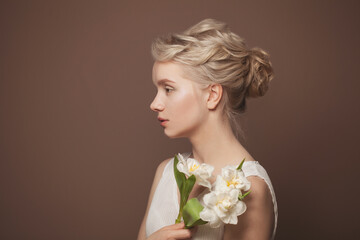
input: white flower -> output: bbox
[214,165,251,192]
[176,153,214,189]
[199,188,247,228]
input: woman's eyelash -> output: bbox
[165,86,174,93]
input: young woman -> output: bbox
[137,19,277,240]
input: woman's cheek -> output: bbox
[177,92,198,115]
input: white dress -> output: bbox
[146,152,278,240]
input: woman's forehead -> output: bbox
[152,61,190,85]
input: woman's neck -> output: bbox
[188,115,252,170]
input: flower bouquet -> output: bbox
[174,153,251,229]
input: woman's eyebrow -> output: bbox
[153,78,176,85]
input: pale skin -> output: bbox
[137,61,274,240]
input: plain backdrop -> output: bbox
[1,0,359,239]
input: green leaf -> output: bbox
[238,190,251,201]
[174,155,186,194]
[174,154,187,223]
[236,157,246,170]
[183,198,208,228]
[182,175,196,206]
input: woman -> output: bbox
[137,19,277,240]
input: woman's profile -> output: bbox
[137,19,277,240]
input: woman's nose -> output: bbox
[150,96,164,112]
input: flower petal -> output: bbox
[214,204,227,219]
[228,212,238,225]
[208,217,223,228]
[177,161,190,177]
[214,175,229,192]
[177,153,186,163]
[203,192,217,207]
[229,189,240,202]
[199,208,216,222]
[198,178,212,189]
[234,200,247,216]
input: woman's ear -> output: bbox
[207,84,223,110]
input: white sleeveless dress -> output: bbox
[146,152,278,240]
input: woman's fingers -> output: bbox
[168,223,198,239]
[163,222,184,230]
[164,222,192,239]
[189,226,198,235]
[172,222,185,229]
[148,222,195,240]
[168,228,192,239]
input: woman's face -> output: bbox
[150,61,208,138]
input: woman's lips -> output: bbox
[160,120,168,127]
[158,117,169,127]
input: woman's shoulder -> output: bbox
[154,157,173,180]
[246,175,273,203]
[223,175,274,239]
[242,161,270,178]
[241,161,275,210]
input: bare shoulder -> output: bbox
[156,158,172,176]
[223,176,274,240]
[246,176,273,203]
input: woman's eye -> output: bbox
[165,86,174,93]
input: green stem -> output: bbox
[175,209,183,223]
[175,194,184,223]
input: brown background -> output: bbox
[1,0,359,239]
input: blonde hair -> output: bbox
[151,19,274,139]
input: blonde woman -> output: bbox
[138,19,277,240]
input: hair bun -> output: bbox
[246,47,274,98]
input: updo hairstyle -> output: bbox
[151,19,274,139]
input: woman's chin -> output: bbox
[164,129,185,139]
[164,132,180,139]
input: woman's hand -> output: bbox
[147,222,197,240]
